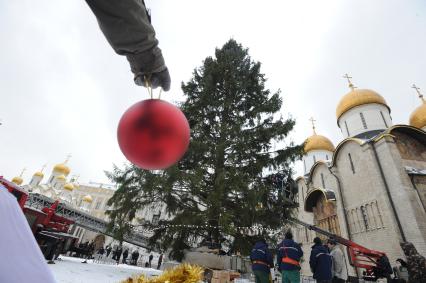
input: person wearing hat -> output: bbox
[277,231,303,283]
[310,237,332,283]
[250,238,274,283]
[326,239,347,283]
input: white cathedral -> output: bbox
[294,81,426,277]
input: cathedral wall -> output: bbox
[333,141,405,264]
[374,135,426,256]
[294,179,315,276]
[309,165,357,276]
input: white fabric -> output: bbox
[0,187,56,283]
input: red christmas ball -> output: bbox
[117,99,190,170]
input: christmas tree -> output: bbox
[106,39,301,260]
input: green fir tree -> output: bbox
[106,39,302,260]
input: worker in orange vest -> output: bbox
[277,231,303,283]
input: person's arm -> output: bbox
[85,0,170,90]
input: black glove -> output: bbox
[134,68,171,91]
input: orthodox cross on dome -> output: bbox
[412,84,425,103]
[40,164,47,172]
[309,117,317,135]
[19,168,26,177]
[64,154,72,164]
[343,73,357,91]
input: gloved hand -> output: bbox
[127,47,171,92]
[134,68,171,91]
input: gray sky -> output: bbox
[1,0,425,184]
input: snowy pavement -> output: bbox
[49,256,162,283]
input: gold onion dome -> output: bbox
[53,163,70,175]
[304,134,335,153]
[409,85,426,129]
[12,176,23,185]
[336,89,389,120]
[34,171,44,177]
[56,175,66,181]
[63,183,74,191]
[83,195,93,203]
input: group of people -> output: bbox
[250,231,346,283]
[93,244,163,269]
[251,232,426,283]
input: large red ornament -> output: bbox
[117,99,190,170]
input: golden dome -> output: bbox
[336,89,389,120]
[63,183,74,191]
[34,171,44,178]
[12,176,23,185]
[409,101,426,129]
[82,195,93,203]
[53,163,70,175]
[304,134,335,153]
[56,175,66,182]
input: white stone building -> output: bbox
[12,161,116,246]
[294,82,426,277]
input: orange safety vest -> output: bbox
[280,246,300,266]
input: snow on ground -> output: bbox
[49,256,162,283]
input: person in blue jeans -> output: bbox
[277,231,303,283]
[250,238,274,283]
[310,237,333,283]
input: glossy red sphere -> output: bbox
[117,99,190,170]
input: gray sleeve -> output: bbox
[86,0,165,74]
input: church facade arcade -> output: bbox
[294,80,426,277]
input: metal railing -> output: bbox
[26,193,149,248]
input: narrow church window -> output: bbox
[360,112,368,129]
[313,155,316,163]
[351,210,357,233]
[360,205,369,230]
[367,203,377,229]
[348,153,355,174]
[373,201,385,228]
[344,121,350,136]
[355,208,364,232]
[380,111,388,128]
[321,173,325,188]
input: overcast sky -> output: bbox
[1,0,425,184]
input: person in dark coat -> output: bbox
[122,249,129,264]
[106,245,112,257]
[131,249,140,266]
[157,253,163,270]
[309,237,332,283]
[277,231,303,283]
[250,239,274,283]
[148,254,154,268]
[116,246,123,264]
